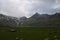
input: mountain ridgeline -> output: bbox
[0,13,60,28]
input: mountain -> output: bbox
[19,12,60,28]
[30,12,40,18]
[26,13,49,24]
[19,16,28,27]
[20,16,27,22]
[0,12,60,28]
[30,12,49,18]
[49,13,60,19]
[0,14,19,27]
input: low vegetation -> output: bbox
[0,27,60,40]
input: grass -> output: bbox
[0,27,60,40]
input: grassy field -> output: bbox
[0,27,60,40]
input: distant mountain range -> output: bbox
[0,13,60,28]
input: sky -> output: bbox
[0,0,60,18]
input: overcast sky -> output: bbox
[0,0,60,17]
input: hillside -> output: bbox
[20,13,60,28]
[0,13,60,28]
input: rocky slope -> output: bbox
[20,13,60,28]
[0,12,60,28]
[0,14,19,27]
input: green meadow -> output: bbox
[0,27,60,40]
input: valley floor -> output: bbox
[0,27,60,40]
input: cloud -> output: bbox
[0,0,60,17]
